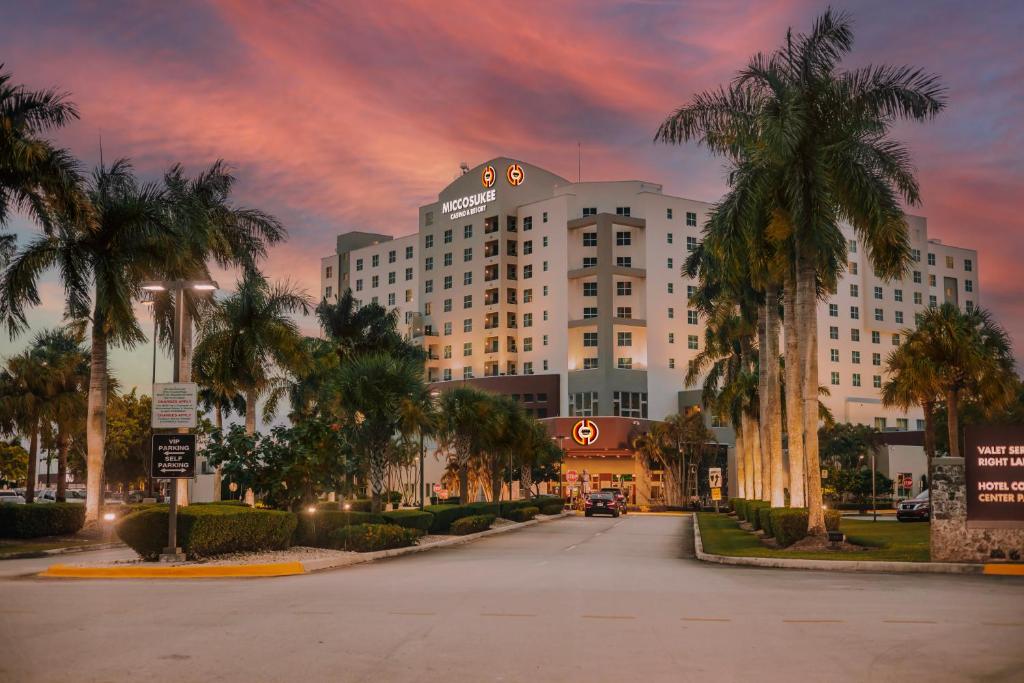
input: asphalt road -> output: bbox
[1,515,1022,683]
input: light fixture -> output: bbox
[192,283,217,291]
[103,512,116,522]
[343,503,352,511]
[306,506,316,514]
[141,283,166,291]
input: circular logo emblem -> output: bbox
[572,419,599,446]
[482,165,496,188]
[506,163,525,186]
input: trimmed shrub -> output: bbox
[465,501,502,516]
[328,523,421,552]
[191,500,249,506]
[450,514,495,536]
[0,503,86,538]
[116,505,296,560]
[386,491,402,504]
[535,497,565,515]
[347,499,374,512]
[382,509,434,532]
[770,507,809,547]
[295,510,389,547]
[423,503,475,533]
[505,506,539,523]
[757,507,774,537]
[728,498,743,516]
[825,509,842,532]
[746,501,770,530]
[734,499,748,521]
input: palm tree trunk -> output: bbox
[783,279,805,508]
[734,424,746,498]
[56,429,68,502]
[946,389,961,458]
[520,463,533,500]
[212,407,223,502]
[25,419,38,504]
[458,461,470,503]
[749,414,763,500]
[757,305,771,501]
[766,284,786,508]
[85,312,109,523]
[741,414,755,499]
[798,258,824,534]
[491,462,502,505]
[922,401,936,461]
[245,390,257,435]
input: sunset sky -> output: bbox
[3,0,1023,395]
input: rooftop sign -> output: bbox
[442,188,495,221]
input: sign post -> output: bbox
[151,434,196,560]
[708,467,723,513]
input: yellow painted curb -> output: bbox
[983,564,1024,576]
[40,561,305,579]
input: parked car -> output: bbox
[104,492,125,506]
[585,492,622,518]
[599,487,628,514]
[0,490,26,504]
[896,489,930,522]
[35,489,87,504]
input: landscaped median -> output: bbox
[38,497,569,579]
[693,511,1021,574]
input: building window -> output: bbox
[831,371,840,386]
[895,311,904,324]
[851,329,860,342]
[687,310,698,325]
[686,236,697,252]
[523,265,533,279]
[617,331,632,347]
[464,271,473,286]
[325,266,333,279]
[850,262,858,275]
[583,257,597,268]
[462,247,472,262]
[583,307,598,319]
[463,366,473,379]
[830,349,839,362]
[874,417,887,430]
[874,308,883,322]
[372,254,380,267]
[523,337,533,352]
[926,252,935,266]
[850,306,860,320]
[406,245,414,259]
[325,286,333,298]
[964,259,973,272]
[616,281,632,296]
[388,271,396,285]
[667,283,674,294]
[542,212,548,223]
[852,350,861,364]
[615,206,631,217]
[405,289,412,302]
[583,332,598,347]
[929,294,937,306]
[388,250,396,264]
[543,261,549,272]
[616,231,632,246]
[356,258,364,271]
[686,212,697,227]
[613,391,648,418]
[966,300,974,312]
[443,299,452,313]
[523,241,533,256]
[583,232,597,247]
[669,358,676,369]
[463,342,472,357]
[666,257,673,270]
[873,286,883,300]
[849,239,857,253]
[666,208,673,219]
[443,342,452,357]
[569,391,599,417]
[617,357,633,369]
[618,307,632,319]
[444,229,453,244]
[913,291,922,305]
[667,307,674,320]
[852,373,861,387]
[617,256,632,268]
[667,233,674,244]
[523,362,534,375]
[944,255,953,268]
[371,275,379,288]
[688,335,698,350]
[965,280,973,292]
[444,252,453,267]
[583,357,599,370]
[668,333,675,344]
[543,236,549,248]
[873,375,882,388]
[871,331,880,344]
[443,275,452,290]
[463,318,472,333]
[387,292,395,306]
[584,282,598,297]
[523,289,533,303]
[913,270,922,284]
[892,333,900,346]
[522,216,532,231]
[425,257,434,272]
[872,352,881,366]
[463,294,472,309]
[829,304,838,317]
[580,207,597,217]
[829,326,839,340]
[850,284,859,297]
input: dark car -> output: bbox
[599,487,628,514]
[896,490,930,522]
[585,492,621,518]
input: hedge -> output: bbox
[770,507,809,547]
[116,505,296,560]
[733,499,749,521]
[295,510,389,547]
[757,507,774,537]
[0,503,86,538]
[534,496,565,515]
[450,514,495,536]
[728,498,743,516]
[746,501,770,530]
[328,523,422,552]
[504,506,539,523]
[825,509,841,532]
[382,509,434,532]
[423,503,476,533]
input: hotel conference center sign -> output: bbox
[965,424,1024,528]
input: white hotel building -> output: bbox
[320,158,978,501]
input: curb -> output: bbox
[36,512,572,579]
[0,541,124,561]
[692,514,1000,575]
[301,511,571,573]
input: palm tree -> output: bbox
[1,160,167,520]
[882,334,942,461]
[396,391,437,508]
[0,65,85,262]
[435,386,504,502]
[192,269,311,435]
[317,289,423,362]
[33,328,89,501]
[658,9,945,533]
[0,347,47,502]
[900,304,1015,458]
[659,411,714,507]
[331,352,429,512]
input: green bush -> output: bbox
[116,505,296,560]
[382,509,434,532]
[728,498,743,515]
[450,514,495,536]
[746,501,770,530]
[328,523,422,552]
[0,503,86,538]
[505,506,539,523]
[314,501,340,511]
[535,497,565,515]
[386,491,403,504]
[191,500,249,506]
[770,507,809,547]
[734,499,748,521]
[344,499,373,512]
[825,509,842,532]
[465,501,501,516]
[757,507,774,537]
[423,503,475,533]
[295,510,388,547]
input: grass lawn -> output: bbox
[0,536,103,558]
[697,512,930,562]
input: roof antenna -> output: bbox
[459,161,470,175]
[577,142,581,183]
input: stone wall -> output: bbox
[930,457,1024,563]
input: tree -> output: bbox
[882,337,942,460]
[0,439,28,487]
[330,352,429,513]
[316,289,424,363]
[0,345,48,502]
[193,269,311,435]
[658,411,715,506]
[899,304,1015,458]
[104,389,150,496]
[1,160,168,520]
[0,65,85,263]
[818,422,879,470]
[658,9,944,533]
[435,386,504,503]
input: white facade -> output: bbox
[319,158,979,436]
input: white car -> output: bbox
[0,490,26,504]
[36,489,86,504]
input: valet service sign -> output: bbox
[965,425,1024,528]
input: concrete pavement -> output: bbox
[1,515,1022,682]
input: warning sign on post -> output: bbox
[152,434,196,479]
[152,383,198,429]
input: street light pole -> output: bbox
[872,450,877,523]
[419,429,425,511]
